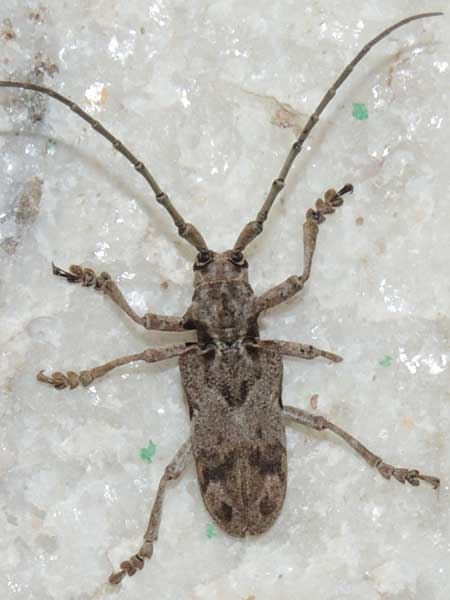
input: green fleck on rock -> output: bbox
[140,440,156,463]
[206,522,217,539]
[46,138,57,155]
[379,355,393,367]
[352,102,368,120]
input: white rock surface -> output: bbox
[1,2,449,599]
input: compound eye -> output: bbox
[230,251,247,267]
[194,250,212,270]
[198,250,210,262]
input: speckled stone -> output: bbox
[1,2,449,599]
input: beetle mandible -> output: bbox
[0,12,442,585]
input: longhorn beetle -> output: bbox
[0,12,442,585]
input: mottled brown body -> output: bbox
[180,341,286,536]
[1,12,441,586]
[180,252,288,534]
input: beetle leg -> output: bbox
[255,184,352,313]
[284,405,440,489]
[51,263,188,331]
[37,343,196,390]
[109,439,192,584]
[262,339,342,363]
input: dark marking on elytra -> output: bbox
[220,502,233,522]
[249,443,285,478]
[217,381,233,406]
[201,453,236,489]
[240,379,249,402]
[249,447,261,466]
[259,460,282,477]
[259,495,277,517]
[218,380,250,407]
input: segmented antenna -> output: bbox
[0,80,208,252]
[233,12,443,252]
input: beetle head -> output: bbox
[192,250,249,286]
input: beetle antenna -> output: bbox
[0,80,208,252]
[233,12,444,252]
